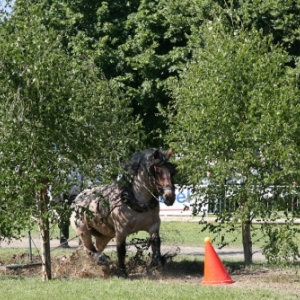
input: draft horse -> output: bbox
[70,148,177,277]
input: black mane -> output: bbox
[124,148,170,176]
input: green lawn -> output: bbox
[1,221,299,299]
[0,276,297,300]
[129,221,267,248]
[20,220,276,249]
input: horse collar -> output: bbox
[121,183,159,213]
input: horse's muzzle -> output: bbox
[161,187,176,206]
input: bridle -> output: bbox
[119,158,176,212]
[149,162,176,197]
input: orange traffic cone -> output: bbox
[201,237,234,285]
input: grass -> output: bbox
[128,221,267,248]
[14,220,288,251]
[1,221,299,299]
[1,276,297,300]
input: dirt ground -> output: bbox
[0,245,299,297]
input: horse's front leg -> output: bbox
[150,231,162,267]
[116,236,128,278]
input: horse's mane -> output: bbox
[124,148,170,176]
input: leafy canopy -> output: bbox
[0,2,143,239]
[165,21,300,262]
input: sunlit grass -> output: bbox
[1,222,299,299]
[128,221,267,248]
[17,220,278,249]
[0,276,297,300]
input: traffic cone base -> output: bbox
[202,278,234,285]
[201,238,234,285]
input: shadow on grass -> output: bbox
[162,259,249,279]
[163,259,204,278]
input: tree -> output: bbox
[222,0,300,65]
[117,0,202,144]
[0,2,142,280]
[6,0,300,146]
[18,0,212,146]
[165,20,300,264]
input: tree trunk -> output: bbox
[39,183,52,281]
[242,219,253,264]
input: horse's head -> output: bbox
[148,148,177,206]
[125,148,177,206]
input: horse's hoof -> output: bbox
[150,258,163,269]
[93,253,111,266]
[115,268,128,278]
[147,264,163,277]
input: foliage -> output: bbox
[165,20,300,263]
[7,0,217,146]
[3,0,300,147]
[117,0,206,144]
[0,2,142,240]
[2,0,300,264]
[262,223,300,264]
[234,0,300,63]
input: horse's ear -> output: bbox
[153,149,160,160]
[166,148,173,159]
[153,148,172,161]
